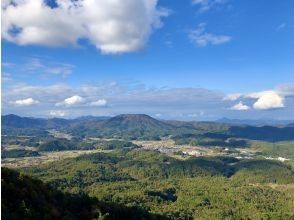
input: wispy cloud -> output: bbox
[223,93,242,101]
[49,110,66,117]
[2,62,15,68]
[89,99,107,107]
[2,72,13,83]
[26,58,74,78]
[276,23,286,31]
[192,0,228,12]
[189,23,231,47]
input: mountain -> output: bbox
[228,125,294,142]
[2,114,70,129]
[217,117,294,126]
[102,114,174,138]
[166,120,229,132]
[103,114,172,130]
[2,114,45,128]
[74,115,111,122]
[71,114,175,139]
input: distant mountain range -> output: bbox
[1,114,109,129]
[2,114,294,141]
[217,117,294,126]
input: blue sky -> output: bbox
[2,0,294,120]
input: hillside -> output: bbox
[21,150,294,219]
[1,167,167,220]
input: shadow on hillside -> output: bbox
[1,168,169,220]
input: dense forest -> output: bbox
[1,168,167,220]
[20,149,294,219]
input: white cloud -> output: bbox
[89,99,107,107]
[13,98,39,106]
[2,0,169,54]
[189,23,231,47]
[56,95,84,106]
[251,91,284,110]
[223,93,242,101]
[49,110,66,117]
[230,102,250,111]
[192,0,227,12]
[64,95,84,105]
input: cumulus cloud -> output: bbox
[49,110,66,117]
[250,91,284,110]
[2,0,169,54]
[56,95,84,106]
[230,102,250,111]
[89,99,107,107]
[13,98,39,106]
[224,89,287,111]
[192,0,228,12]
[189,23,231,47]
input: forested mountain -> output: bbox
[92,114,174,139]
[2,114,69,129]
[2,114,294,141]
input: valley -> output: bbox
[2,114,294,219]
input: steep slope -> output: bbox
[1,168,167,220]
